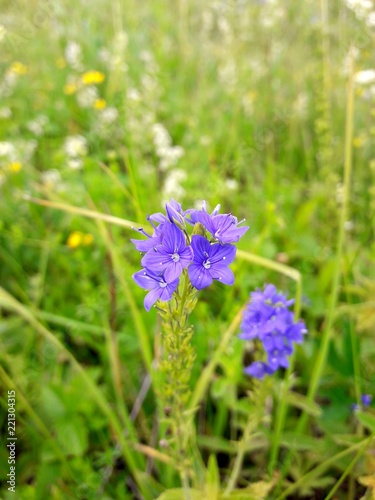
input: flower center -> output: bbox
[203,259,211,269]
[171,252,180,262]
[159,281,168,288]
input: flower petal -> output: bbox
[165,222,186,252]
[163,262,183,282]
[188,263,213,289]
[191,235,211,262]
[209,243,236,265]
[132,269,159,290]
[144,288,162,311]
[179,245,194,267]
[141,246,170,270]
[210,264,234,285]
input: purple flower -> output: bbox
[188,235,236,290]
[149,199,187,226]
[132,268,179,311]
[187,201,249,244]
[131,225,164,252]
[141,222,193,282]
[240,285,307,379]
[362,394,372,406]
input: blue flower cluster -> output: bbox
[239,284,307,379]
[132,199,248,311]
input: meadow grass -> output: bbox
[1,0,375,498]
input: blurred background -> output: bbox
[1,0,375,498]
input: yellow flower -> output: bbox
[10,61,28,75]
[353,136,366,148]
[67,231,83,249]
[82,234,94,246]
[9,162,22,173]
[64,82,78,95]
[93,98,106,109]
[81,70,105,85]
[56,57,66,69]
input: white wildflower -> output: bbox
[225,178,238,190]
[100,107,119,125]
[67,158,83,170]
[27,115,48,136]
[0,107,11,119]
[127,88,141,102]
[65,41,83,70]
[64,135,88,158]
[366,11,375,26]
[162,169,187,200]
[41,169,61,184]
[77,86,98,107]
[354,69,375,85]
[0,142,16,160]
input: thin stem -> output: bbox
[224,419,253,496]
[268,274,303,473]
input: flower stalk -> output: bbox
[157,270,198,491]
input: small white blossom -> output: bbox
[225,178,238,190]
[65,41,83,70]
[77,86,98,108]
[162,169,187,200]
[0,142,16,159]
[0,107,11,119]
[67,158,83,170]
[354,69,375,85]
[366,11,375,26]
[41,169,61,185]
[27,115,48,136]
[64,135,88,158]
[100,107,119,125]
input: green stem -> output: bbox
[268,275,303,473]
[159,271,196,492]
[224,419,253,496]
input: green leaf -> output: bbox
[356,411,375,432]
[223,480,276,499]
[197,435,237,454]
[55,417,88,456]
[205,455,220,499]
[283,391,322,417]
[157,488,202,500]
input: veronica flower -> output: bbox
[132,268,179,311]
[240,284,307,379]
[131,224,164,252]
[187,201,249,244]
[352,394,372,411]
[149,199,187,227]
[188,235,236,290]
[141,222,193,281]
